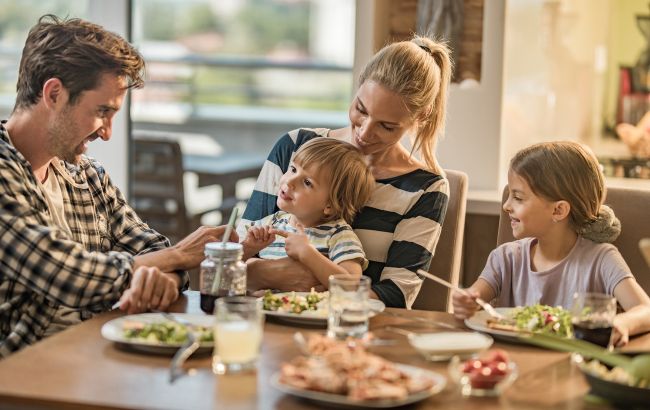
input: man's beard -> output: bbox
[47,108,83,164]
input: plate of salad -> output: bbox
[260,290,385,326]
[101,313,214,355]
[465,304,573,343]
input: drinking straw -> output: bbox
[211,207,238,294]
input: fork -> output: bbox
[161,313,201,383]
[416,269,506,320]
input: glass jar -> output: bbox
[199,242,246,314]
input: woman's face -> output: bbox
[348,80,417,156]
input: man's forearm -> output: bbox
[133,247,186,273]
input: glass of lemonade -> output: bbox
[570,292,617,348]
[212,296,264,375]
[327,275,370,340]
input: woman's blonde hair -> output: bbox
[510,141,619,242]
[358,35,452,175]
[293,138,374,224]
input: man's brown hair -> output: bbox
[14,14,145,110]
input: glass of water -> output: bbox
[212,296,264,375]
[327,275,370,340]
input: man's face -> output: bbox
[47,74,126,163]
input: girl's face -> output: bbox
[503,170,557,239]
[348,80,418,156]
[277,160,332,227]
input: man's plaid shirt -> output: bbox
[0,121,188,357]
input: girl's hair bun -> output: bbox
[579,205,621,243]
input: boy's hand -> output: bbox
[452,289,480,319]
[272,223,312,262]
[241,225,276,259]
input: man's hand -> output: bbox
[241,225,276,260]
[171,225,239,270]
[117,266,179,314]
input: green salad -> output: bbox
[262,289,325,314]
[123,321,214,344]
[509,304,573,337]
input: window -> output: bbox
[0,0,89,118]
[131,0,355,131]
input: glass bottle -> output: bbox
[199,242,246,314]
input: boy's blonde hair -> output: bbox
[293,138,374,224]
[510,141,605,232]
[359,35,452,175]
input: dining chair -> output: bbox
[132,138,190,245]
[413,169,469,312]
[496,186,650,294]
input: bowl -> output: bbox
[572,354,649,407]
[408,332,493,362]
[448,354,518,397]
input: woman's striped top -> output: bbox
[240,128,449,308]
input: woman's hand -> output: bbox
[117,266,179,314]
[451,289,480,320]
[241,225,275,260]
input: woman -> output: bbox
[240,35,451,308]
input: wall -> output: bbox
[355,0,506,192]
[86,0,131,194]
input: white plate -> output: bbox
[464,308,523,343]
[408,332,493,361]
[271,363,446,408]
[101,313,214,355]
[260,292,385,326]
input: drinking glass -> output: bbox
[570,292,617,348]
[212,296,264,375]
[327,275,370,339]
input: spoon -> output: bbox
[521,332,650,382]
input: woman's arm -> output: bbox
[612,277,650,345]
[359,175,449,308]
[245,257,323,291]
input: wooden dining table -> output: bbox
[0,291,647,410]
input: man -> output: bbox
[0,15,232,357]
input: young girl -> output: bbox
[241,138,374,288]
[453,141,650,346]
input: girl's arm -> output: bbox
[612,278,650,345]
[451,278,497,319]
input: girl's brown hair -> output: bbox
[510,141,605,231]
[359,35,452,175]
[293,138,374,224]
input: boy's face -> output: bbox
[277,161,332,227]
[503,170,557,239]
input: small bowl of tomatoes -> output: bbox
[448,349,518,397]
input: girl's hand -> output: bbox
[241,225,275,259]
[611,316,630,347]
[452,289,480,320]
[272,224,312,262]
